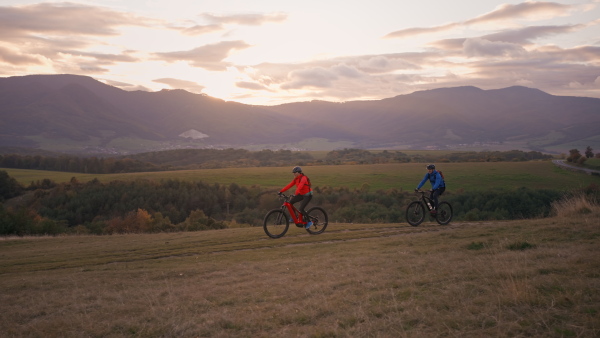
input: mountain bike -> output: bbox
[263,193,328,238]
[406,190,453,226]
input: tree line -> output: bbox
[2,169,596,236]
[0,148,553,174]
[566,146,599,165]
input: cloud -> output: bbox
[154,41,252,70]
[552,46,600,62]
[240,35,600,103]
[241,54,424,94]
[430,24,585,51]
[356,55,419,73]
[458,45,600,94]
[0,46,45,65]
[180,24,224,36]
[0,3,150,69]
[236,81,270,91]
[104,79,151,91]
[384,1,575,39]
[465,1,572,25]
[0,3,152,38]
[331,64,362,78]
[463,38,527,57]
[280,67,338,90]
[202,12,287,26]
[383,23,459,39]
[77,64,108,73]
[174,12,286,36]
[153,78,205,93]
[482,24,583,44]
[66,51,139,64]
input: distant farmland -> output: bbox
[4,161,598,192]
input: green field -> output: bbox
[4,161,599,192]
[585,158,600,170]
[1,202,598,336]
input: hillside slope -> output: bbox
[1,205,598,336]
[1,74,599,153]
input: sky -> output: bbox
[1,1,599,105]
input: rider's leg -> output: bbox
[431,189,441,209]
[431,187,445,209]
[298,194,313,222]
[289,195,304,222]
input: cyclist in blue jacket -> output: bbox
[416,164,446,214]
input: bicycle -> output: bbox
[263,193,328,238]
[406,190,453,226]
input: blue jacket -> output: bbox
[417,170,445,190]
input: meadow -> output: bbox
[4,160,599,192]
[1,195,598,337]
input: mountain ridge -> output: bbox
[1,74,599,154]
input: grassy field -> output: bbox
[584,158,600,170]
[1,196,598,337]
[3,161,599,192]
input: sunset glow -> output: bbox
[1,0,599,105]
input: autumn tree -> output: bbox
[177,210,226,231]
[567,149,581,163]
[585,146,594,158]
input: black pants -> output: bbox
[289,194,312,221]
[430,187,445,209]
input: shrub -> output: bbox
[0,170,23,201]
[551,192,598,218]
[506,241,537,251]
[466,242,486,250]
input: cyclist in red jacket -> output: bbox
[279,166,313,228]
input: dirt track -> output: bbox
[553,159,600,175]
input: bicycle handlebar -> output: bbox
[277,193,292,201]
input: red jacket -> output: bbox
[280,174,312,195]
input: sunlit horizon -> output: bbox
[1,0,599,105]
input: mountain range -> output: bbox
[1,74,599,155]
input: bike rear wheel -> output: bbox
[435,202,453,225]
[406,201,425,226]
[263,209,289,238]
[305,207,328,235]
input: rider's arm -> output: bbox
[432,172,442,190]
[280,179,295,193]
[416,173,428,190]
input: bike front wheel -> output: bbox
[305,207,328,235]
[263,209,289,238]
[435,202,453,225]
[406,201,425,226]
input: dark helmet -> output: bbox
[426,164,435,170]
[292,166,303,173]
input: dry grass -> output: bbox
[552,192,598,217]
[1,199,599,337]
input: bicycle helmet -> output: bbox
[426,164,435,170]
[292,166,303,173]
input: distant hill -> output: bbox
[267,86,600,152]
[0,74,599,154]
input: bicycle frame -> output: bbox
[264,193,329,238]
[406,190,453,226]
[280,194,307,225]
[417,191,435,211]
